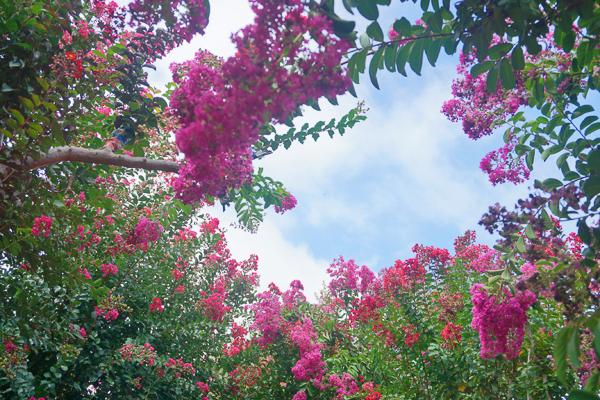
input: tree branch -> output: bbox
[5,146,180,174]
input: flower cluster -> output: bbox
[170,0,351,203]
[223,323,250,356]
[403,324,420,348]
[437,290,465,324]
[149,297,163,312]
[480,136,531,186]
[134,217,163,243]
[120,343,157,366]
[164,357,196,376]
[383,258,426,294]
[274,193,298,214]
[470,284,537,359]
[290,318,326,382]
[100,263,118,277]
[248,291,284,347]
[440,323,464,350]
[198,281,232,323]
[329,373,358,398]
[31,215,52,237]
[282,280,307,308]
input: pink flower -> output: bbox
[101,263,118,277]
[470,284,536,359]
[171,269,184,280]
[149,298,163,312]
[31,215,52,237]
[134,217,163,243]
[274,193,297,214]
[174,285,185,293]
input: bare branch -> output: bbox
[8,146,180,174]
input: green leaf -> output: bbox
[526,149,535,170]
[525,224,536,240]
[393,17,412,37]
[583,176,600,198]
[573,105,595,119]
[579,219,592,245]
[470,61,494,78]
[585,372,600,393]
[384,43,397,72]
[357,0,378,20]
[366,21,384,41]
[369,46,385,89]
[542,178,563,190]
[488,43,512,60]
[356,48,368,73]
[486,64,499,93]
[568,324,581,369]
[396,43,411,76]
[511,45,525,70]
[424,37,442,66]
[516,236,525,253]
[36,77,49,91]
[409,39,425,75]
[20,97,34,111]
[569,390,600,400]
[9,109,25,126]
[555,325,571,385]
[499,59,516,90]
[1,83,15,92]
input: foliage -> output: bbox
[4,0,600,398]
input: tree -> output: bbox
[4,0,600,398]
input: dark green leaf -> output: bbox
[471,61,494,78]
[583,176,600,198]
[486,64,499,93]
[555,326,571,385]
[369,46,385,89]
[384,43,397,72]
[511,45,525,70]
[366,21,384,41]
[569,390,600,400]
[499,59,516,90]
[357,0,378,20]
[409,39,425,75]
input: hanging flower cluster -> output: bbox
[470,284,537,359]
[170,0,351,203]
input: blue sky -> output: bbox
[118,0,583,299]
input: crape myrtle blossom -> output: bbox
[470,284,537,359]
[134,217,163,243]
[290,318,326,383]
[31,215,52,237]
[169,0,351,203]
[274,193,297,214]
[248,290,284,347]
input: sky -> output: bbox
[118,0,577,300]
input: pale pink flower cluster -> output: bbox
[470,284,536,359]
[469,250,501,273]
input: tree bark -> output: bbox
[1,146,180,175]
